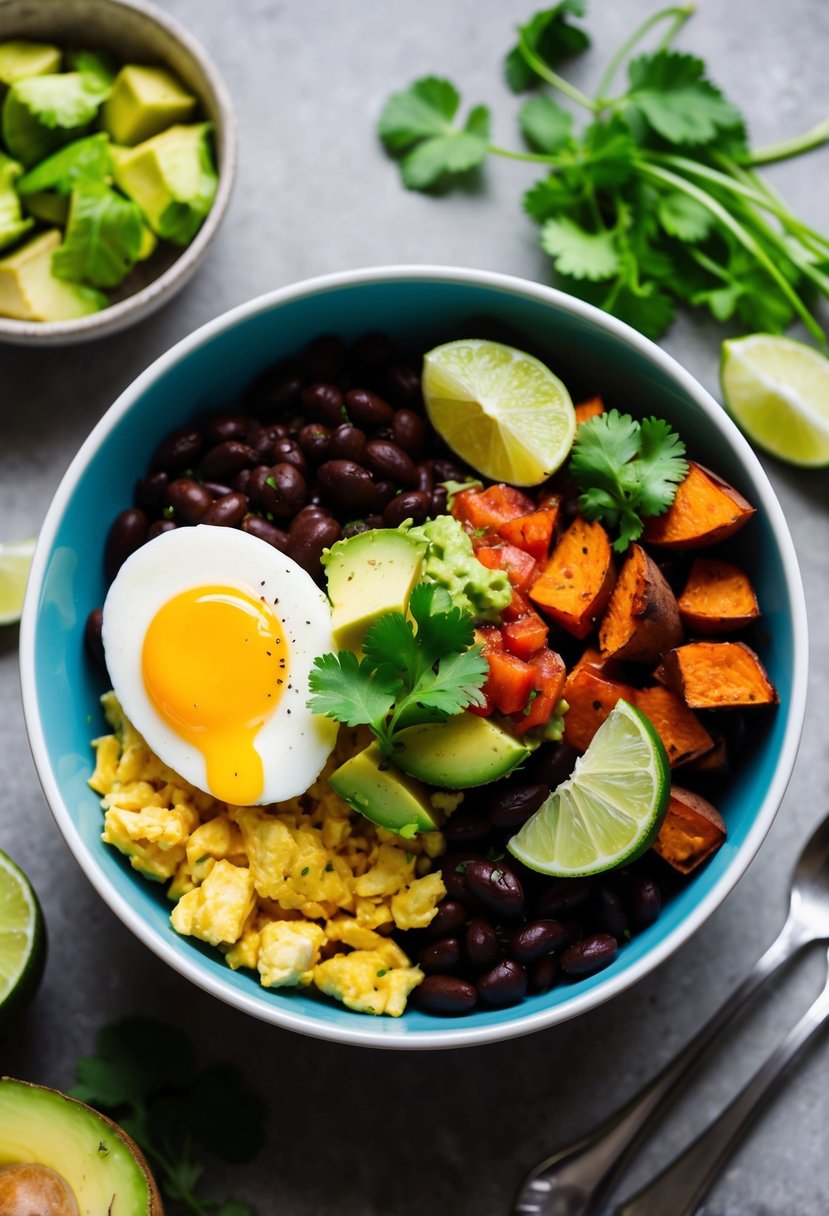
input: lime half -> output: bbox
[0,850,45,1021]
[720,334,829,467]
[0,537,36,626]
[422,338,576,486]
[508,700,670,877]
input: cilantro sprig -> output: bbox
[378,3,829,342]
[568,409,688,551]
[307,582,488,754]
[70,1017,265,1216]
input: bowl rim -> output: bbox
[0,0,237,344]
[19,263,809,1049]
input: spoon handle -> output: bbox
[614,954,829,1216]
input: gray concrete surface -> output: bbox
[2,1,828,1212]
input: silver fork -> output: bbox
[512,813,829,1216]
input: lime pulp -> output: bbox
[0,850,45,1021]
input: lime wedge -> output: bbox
[421,338,576,486]
[0,537,36,626]
[0,850,45,1022]
[720,334,829,467]
[508,700,670,877]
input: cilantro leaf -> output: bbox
[606,278,676,339]
[67,48,119,90]
[52,180,144,288]
[541,216,620,281]
[656,191,714,242]
[71,1017,196,1108]
[518,96,572,153]
[408,581,475,661]
[570,409,640,493]
[505,2,591,93]
[626,51,744,147]
[362,610,424,688]
[378,77,490,190]
[412,646,489,717]
[377,76,461,149]
[16,132,112,196]
[634,417,689,516]
[579,116,638,189]
[307,649,397,730]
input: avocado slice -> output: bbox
[21,189,68,226]
[102,65,197,146]
[328,743,443,835]
[111,122,218,245]
[322,528,426,654]
[0,229,106,321]
[0,41,62,89]
[0,1078,163,1214]
[0,153,33,251]
[392,712,531,789]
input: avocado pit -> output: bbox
[0,1162,79,1215]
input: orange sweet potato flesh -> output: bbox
[574,395,605,426]
[634,685,716,767]
[653,785,726,874]
[678,558,760,634]
[530,517,616,639]
[655,641,778,709]
[599,543,683,663]
[643,463,755,549]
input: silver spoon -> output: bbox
[512,812,829,1216]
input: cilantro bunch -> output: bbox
[71,1017,266,1216]
[378,2,829,342]
[307,582,488,755]
[568,409,687,550]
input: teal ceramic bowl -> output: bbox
[19,267,808,1049]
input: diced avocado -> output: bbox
[0,229,105,321]
[0,1077,162,1213]
[21,189,68,225]
[0,152,33,251]
[322,528,426,654]
[328,743,443,835]
[392,713,531,788]
[0,41,62,88]
[137,222,158,260]
[112,121,218,245]
[102,64,197,145]
[17,132,113,196]
[2,71,109,166]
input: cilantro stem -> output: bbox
[717,155,829,259]
[517,29,597,111]
[747,116,829,166]
[637,160,826,344]
[595,5,696,105]
[488,143,558,164]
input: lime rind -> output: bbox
[0,536,37,626]
[508,700,670,877]
[0,850,45,1019]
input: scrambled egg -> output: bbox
[90,693,447,1016]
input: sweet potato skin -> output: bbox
[655,641,778,709]
[653,785,726,873]
[643,463,755,549]
[599,543,683,663]
[678,558,760,634]
[530,517,616,639]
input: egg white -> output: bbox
[102,525,337,804]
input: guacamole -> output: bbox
[407,514,511,623]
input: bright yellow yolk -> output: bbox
[141,584,288,805]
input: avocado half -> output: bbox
[0,1078,163,1215]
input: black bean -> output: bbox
[329,424,367,464]
[297,423,332,463]
[432,458,469,482]
[301,383,347,428]
[199,440,257,481]
[386,365,423,409]
[382,489,430,527]
[286,513,342,577]
[560,933,618,978]
[629,874,662,930]
[476,959,527,1006]
[416,975,477,1015]
[342,520,371,539]
[270,438,308,478]
[364,439,419,488]
[289,504,332,534]
[443,811,491,847]
[529,956,558,995]
[371,480,396,512]
[232,468,253,495]
[202,481,234,500]
[251,423,290,462]
[134,471,168,511]
[594,883,629,940]
[265,463,309,518]
[488,782,550,830]
[418,937,461,974]
[84,608,106,669]
[202,492,249,528]
[363,514,384,529]
[525,743,580,789]
[245,362,305,416]
[304,333,346,382]
[430,486,448,517]
[316,460,376,513]
[241,515,289,551]
[535,878,593,919]
[464,918,501,972]
[392,407,427,455]
[150,425,203,474]
[345,388,395,429]
[203,413,255,445]
[426,899,467,940]
[166,478,212,524]
[509,919,571,964]
[465,860,524,919]
[147,519,177,541]
[415,461,434,493]
[105,508,149,580]
[440,853,480,903]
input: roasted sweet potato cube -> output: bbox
[574,396,605,426]
[678,559,760,634]
[530,517,616,639]
[634,685,716,767]
[498,503,560,563]
[653,786,726,873]
[643,463,755,549]
[561,665,638,752]
[599,543,683,664]
[655,641,778,709]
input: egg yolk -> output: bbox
[141,584,288,805]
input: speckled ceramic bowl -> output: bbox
[19,267,808,1048]
[0,0,236,345]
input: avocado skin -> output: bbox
[0,1078,163,1214]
